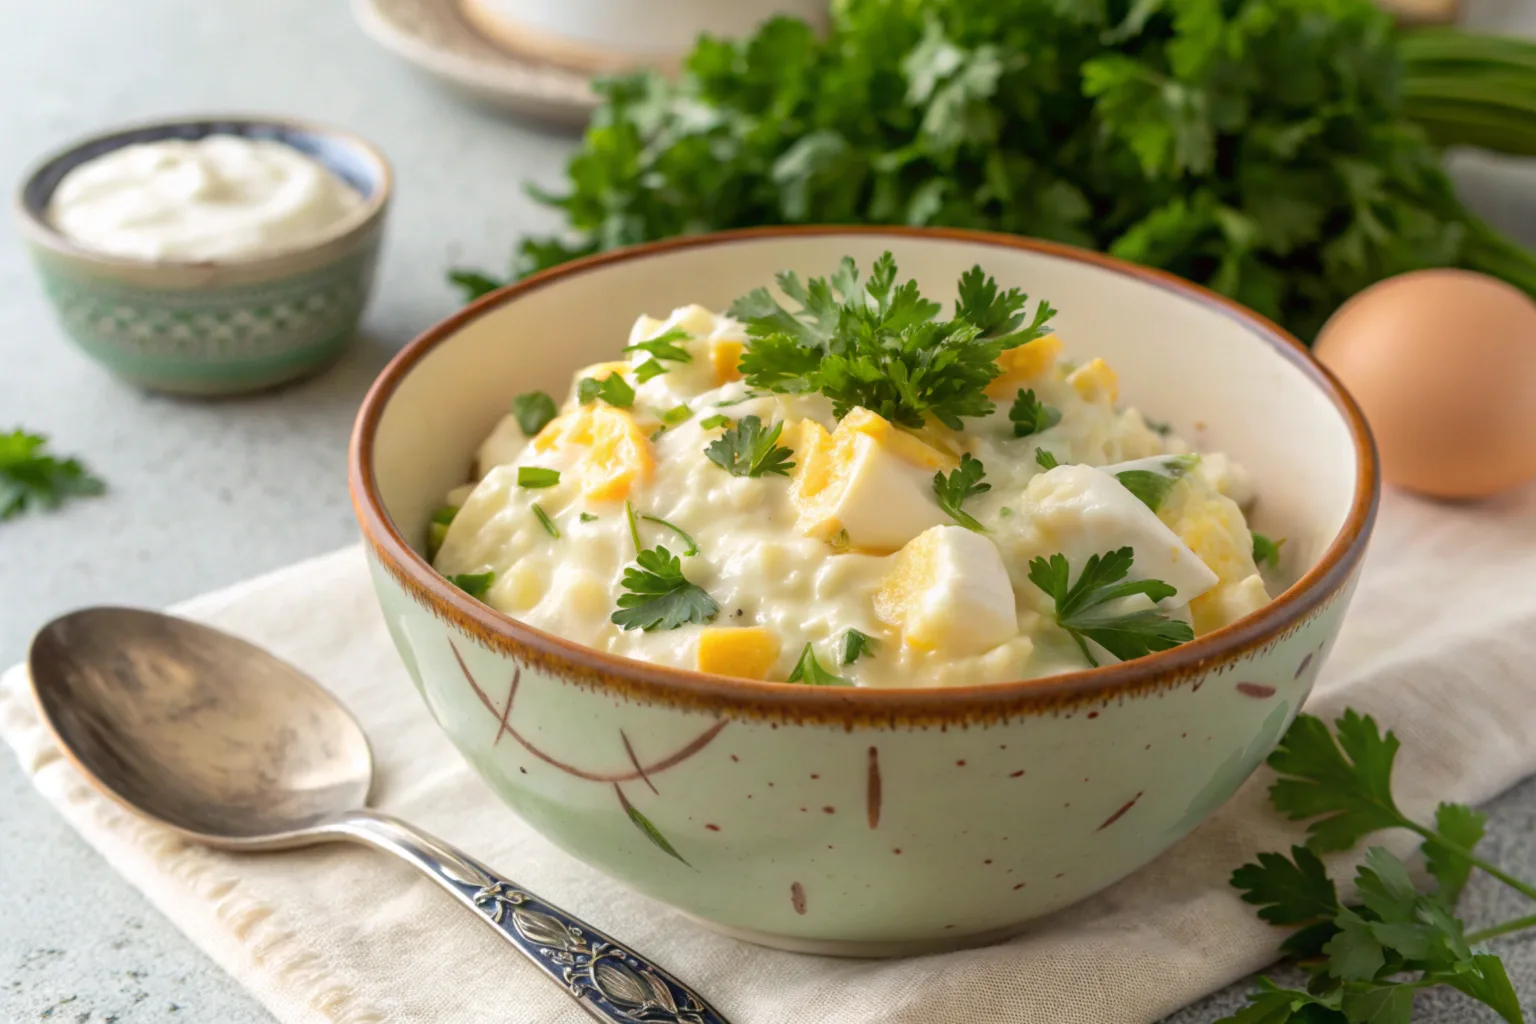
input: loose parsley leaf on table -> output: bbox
[1,430,105,521]
[729,254,1053,430]
[933,453,990,532]
[787,643,850,686]
[704,415,795,478]
[1009,389,1061,438]
[512,391,558,436]
[1027,547,1193,667]
[578,373,635,408]
[1222,711,1534,1024]
[612,546,719,631]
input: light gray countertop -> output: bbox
[2,1,1534,1020]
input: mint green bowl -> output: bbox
[13,115,391,396]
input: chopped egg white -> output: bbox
[433,304,1273,688]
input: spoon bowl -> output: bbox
[30,607,373,846]
[28,606,730,1024]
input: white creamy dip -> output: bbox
[47,136,363,261]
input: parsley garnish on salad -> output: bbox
[634,359,667,383]
[1035,448,1060,470]
[1253,532,1285,570]
[1027,547,1193,667]
[841,629,876,665]
[1,430,105,521]
[517,466,560,488]
[640,513,700,556]
[512,392,558,436]
[427,504,458,559]
[624,328,692,363]
[728,254,1054,430]
[1009,389,1061,438]
[932,453,990,532]
[448,571,495,600]
[578,372,636,408]
[787,643,850,686]
[704,415,795,478]
[1115,454,1199,512]
[531,503,560,538]
[612,546,719,631]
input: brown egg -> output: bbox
[1316,269,1536,499]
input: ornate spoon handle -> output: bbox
[332,810,730,1024]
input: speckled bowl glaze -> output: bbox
[14,116,391,396]
[349,227,1378,955]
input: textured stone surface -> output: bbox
[1,0,1533,1020]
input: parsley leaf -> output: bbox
[612,546,719,631]
[512,392,558,436]
[1253,532,1285,570]
[427,504,458,559]
[660,404,693,426]
[699,414,732,430]
[578,372,635,408]
[1423,803,1488,908]
[933,453,989,532]
[0,430,105,521]
[579,512,599,522]
[1266,710,1409,852]
[1034,448,1059,470]
[704,415,795,478]
[634,359,668,383]
[1009,389,1061,438]
[517,467,560,488]
[1115,454,1199,512]
[787,643,850,686]
[841,629,876,665]
[1027,547,1193,667]
[730,254,1054,430]
[447,571,495,600]
[624,328,693,362]
[1231,846,1341,929]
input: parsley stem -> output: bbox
[640,514,699,556]
[624,500,642,555]
[1466,911,1536,945]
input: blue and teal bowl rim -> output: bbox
[13,115,392,394]
[14,113,392,272]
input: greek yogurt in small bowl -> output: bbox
[14,116,391,395]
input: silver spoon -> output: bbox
[29,606,729,1024]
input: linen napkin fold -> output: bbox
[3,485,1535,1024]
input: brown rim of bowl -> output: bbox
[349,225,1379,724]
[12,112,393,270]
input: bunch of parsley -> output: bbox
[456,0,1536,342]
[1222,710,1534,1022]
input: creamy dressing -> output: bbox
[48,136,362,260]
[434,305,1273,688]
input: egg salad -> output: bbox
[432,254,1279,689]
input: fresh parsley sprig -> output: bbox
[787,643,850,686]
[704,415,795,478]
[612,546,719,631]
[1221,711,1535,1024]
[728,254,1055,430]
[933,453,990,532]
[1,430,105,521]
[1027,547,1193,667]
[1009,389,1062,438]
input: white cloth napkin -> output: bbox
[4,486,1536,1024]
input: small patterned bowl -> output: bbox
[13,115,391,396]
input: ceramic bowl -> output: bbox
[14,115,391,396]
[349,227,1378,955]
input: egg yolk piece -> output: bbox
[1156,473,1270,633]
[697,626,780,680]
[986,335,1064,399]
[875,525,1019,654]
[787,409,951,552]
[531,404,653,501]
